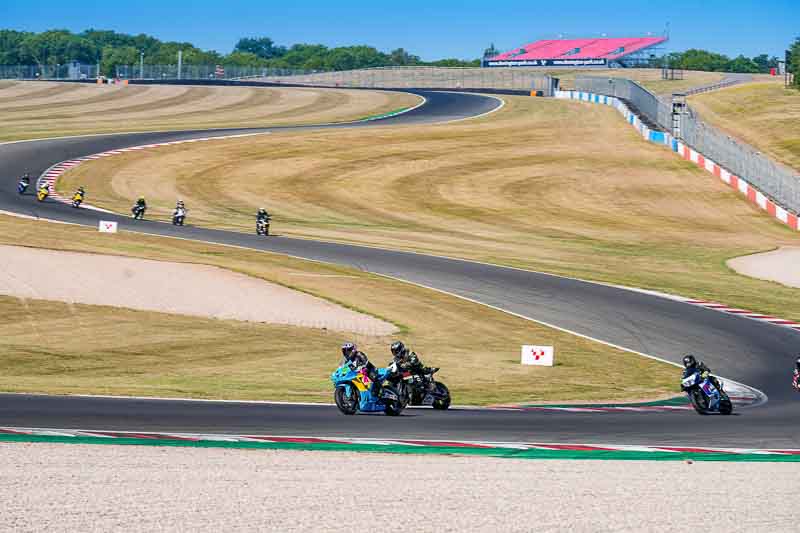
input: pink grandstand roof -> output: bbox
[491,37,666,61]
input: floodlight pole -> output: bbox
[140,51,144,79]
[177,50,183,80]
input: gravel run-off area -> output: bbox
[2,442,798,532]
[728,246,800,289]
[0,244,395,335]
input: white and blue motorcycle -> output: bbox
[681,370,733,415]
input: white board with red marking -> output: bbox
[521,345,554,366]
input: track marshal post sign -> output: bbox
[521,345,554,366]
[98,221,118,233]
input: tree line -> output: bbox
[660,48,783,74]
[0,29,480,75]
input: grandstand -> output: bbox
[485,36,667,68]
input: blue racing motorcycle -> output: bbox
[681,370,733,415]
[331,360,405,416]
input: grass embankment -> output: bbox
[690,80,800,172]
[61,95,800,322]
[0,214,677,404]
[0,81,421,141]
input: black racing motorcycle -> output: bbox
[397,367,451,410]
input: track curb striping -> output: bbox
[2,428,800,461]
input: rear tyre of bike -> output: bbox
[335,386,358,415]
[689,390,710,415]
[432,382,451,410]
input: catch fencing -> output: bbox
[679,108,800,213]
[0,64,98,80]
[575,76,671,130]
[574,75,800,215]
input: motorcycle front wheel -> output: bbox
[384,399,403,416]
[334,386,358,415]
[432,382,451,410]
[689,389,710,415]
[719,393,733,415]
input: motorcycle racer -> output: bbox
[342,342,381,397]
[681,354,719,391]
[390,341,433,388]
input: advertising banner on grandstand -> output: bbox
[486,58,607,68]
[521,345,554,366]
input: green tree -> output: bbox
[727,55,759,73]
[389,48,421,66]
[0,30,30,64]
[19,30,98,65]
[790,37,800,86]
[100,45,139,77]
[234,37,286,60]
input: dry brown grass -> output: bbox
[0,213,677,404]
[0,82,421,141]
[60,95,800,322]
[690,80,800,172]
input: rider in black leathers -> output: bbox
[342,342,381,398]
[390,341,433,389]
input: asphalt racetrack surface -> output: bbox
[1,89,799,448]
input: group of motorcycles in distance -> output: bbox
[18,176,84,208]
[19,173,271,235]
[131,199,187,227]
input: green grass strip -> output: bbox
[2,433,798,462]
[359,107,410,121]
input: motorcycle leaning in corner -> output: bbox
[331,358,405,416]
[681,368,733,415]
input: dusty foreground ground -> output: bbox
[0,244,394,335]
[2,443,796,533]
[728,247,800,289]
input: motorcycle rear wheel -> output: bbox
[335,386,358,415]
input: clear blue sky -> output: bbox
[1,0,797,60]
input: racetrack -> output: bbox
[2,88,799,448]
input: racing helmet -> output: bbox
[342,342,357,359]
[796,356,800,369]
[682,354,697,368]
[390,341,407,359]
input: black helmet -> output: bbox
[390,341,407,359]
[683,354,698,368]
[342,342,357,359]
[796,356,800,368]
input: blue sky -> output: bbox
[1,0,797,60]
